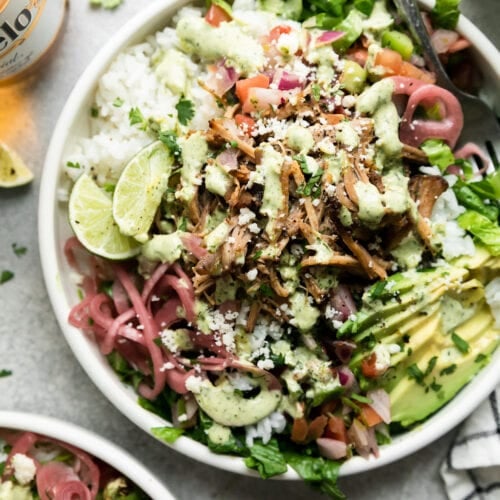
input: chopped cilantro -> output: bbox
[311,83,321,101]
[369,280,388,299]
[113,97,124,107]
[451,332,469,354]
[440,364,457,376]
[407,363,425,385]
[158,130,182,158]
[90,107,99,118]
[152,426,185,444]
[294,154,310,174]
[475,353,488,363]
[259,283,275,297]
[430,380,442,392]
[424,356,438,377]
[0,271,14,284]
[66,161,81,169]
[129,107,147,129]
[253,249,263,260]
[177,217,188,231]
[296,170,323,198]
[103,183,116,193]
[175,97,195,126]
[0,369,12,378]
[12,243,27,257]
[350,393,372,404]
[230,140,238,148]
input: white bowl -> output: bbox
[39,0,500,480]
[0,411,174,498]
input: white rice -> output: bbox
[65,7,221,185]
[245,411,287,447]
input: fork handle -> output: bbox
[393,0,456,92]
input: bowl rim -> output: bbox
[38,0,500,480]
[0,411,174,499]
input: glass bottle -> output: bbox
[0,0,67,85]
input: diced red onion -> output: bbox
[333,341,356,364]
[330,284,357,322]
[445,164,463,176]
[275,70,302,91]
[338,365,356,388]
[316,437,348,460]
[347,418,371,458]
[315,30,345,47]
[347,418,379,459]
[216,147,239,170]
[206,60,239,97]
[366,388,391,424]
[431,29,459,54]
[243,88,296,113]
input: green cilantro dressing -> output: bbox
[176,17,265,76]
[286,124,314,154]
[356,78,402,168]
[177,132,208,203]
[141,231,184,263]
[258,145,285,241]
[289,291,320,332]
[155,48,191,95]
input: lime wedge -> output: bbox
[69,173,141,260]
[113,140,173,242]
[0,141,34,187]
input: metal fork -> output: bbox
[393,0,500,166]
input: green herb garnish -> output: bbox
[12,243,27,257]
[0,271,14,284]
[451,332,469,354]
[113,97,124,107]
[176,97,195,126]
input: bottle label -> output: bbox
[0,0,65,81]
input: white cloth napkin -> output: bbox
[441,387,500,499]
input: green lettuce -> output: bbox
[457,210,500,256]
[430,0,461,29]
[421,139,455,172]
[245,439,288,478]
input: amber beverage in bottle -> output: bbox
[0,0,67,85]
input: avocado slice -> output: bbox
[388,305,498,426]
[349,249,500,428]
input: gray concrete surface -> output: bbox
[0,1,498,498]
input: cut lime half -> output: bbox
[69,173,141,260]
[0,141,34,188]
[113,140,173,242]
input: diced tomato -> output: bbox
[205,4,231,27]
[361,352,380,378]
[235,74,270,103]
[374,48,435,83]
[347,48,369,67]
[307,415,328,441]
[324,416,348,443]
[268,24,292,42]
[399,61,436,83]
[234,114,256,135]
[359,404,383,427]
[291,417,308,443]
[374,48,403,75]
